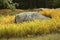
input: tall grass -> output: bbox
[0,9,60,38]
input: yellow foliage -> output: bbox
[0,9,60,37]
[39,9,60,18]
[0,15,15,24]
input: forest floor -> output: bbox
[0,9,60,40]
[0,33,60,40]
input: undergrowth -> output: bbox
[0,9,60,38]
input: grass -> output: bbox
[0,9,60,38]
[0,33,60,40]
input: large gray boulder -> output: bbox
[15,12,50,23]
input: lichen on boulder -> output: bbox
[15,12,50,23]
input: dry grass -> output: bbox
[0,33,60,40]
[0,9,60,38]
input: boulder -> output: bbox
[15,12,50,23]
